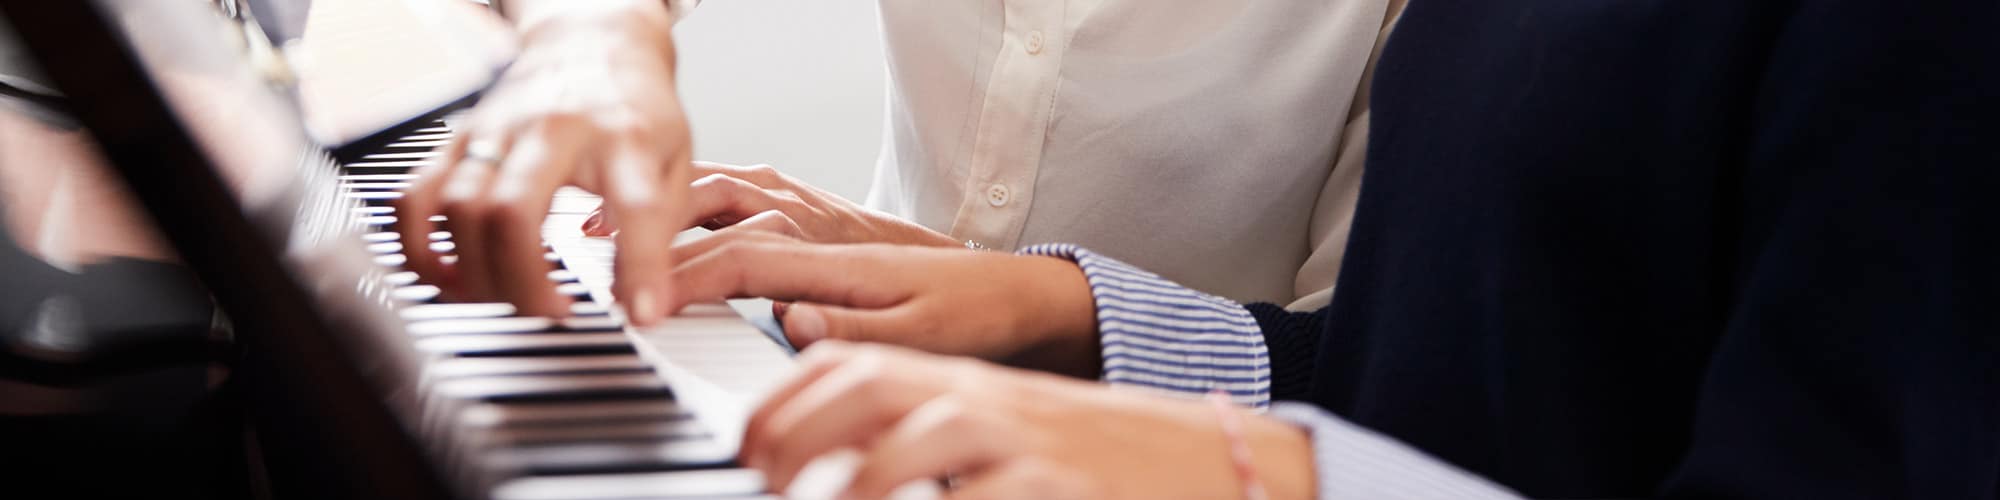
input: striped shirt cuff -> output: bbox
[1016,244,1272,408]
[1267,402,1522,499]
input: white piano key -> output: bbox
[571,301,610,316]
[383,271,420,287]
[400,302,516,321]
[368,241,403,254]
[482,439,735,476]
[375,253,408,267]
[394,285,441,302]
[344,190,404,200]
[362,231,399,242]
[429,373,665,401]
[483,419,709,446]
[490,469,767,500]
[340,173,420,182]
[344,160,433,168]
[457,400,688,428]
[363,151,442,160]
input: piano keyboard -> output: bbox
[336,120,791,500]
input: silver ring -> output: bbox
[463,139,502,164]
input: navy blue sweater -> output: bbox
[1248,0,1998,498]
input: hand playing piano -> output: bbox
[396,3,691,324]
[578,161,961,249]
[666,230,1104,378]
[741,341,1317,499]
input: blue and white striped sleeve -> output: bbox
[1017,244,1271,408]
[1267,402,1523,499]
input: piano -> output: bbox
[0,0,802,498]
[343,119,798,499]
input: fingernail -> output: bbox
[630,288,660,324]
[786,306,825,342]
[770,301,790,319]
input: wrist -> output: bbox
[1246,415,1318,500]
[508,0,672,31]
[515,1,677,67]
[1004,255,1101,379]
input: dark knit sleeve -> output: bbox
[1656,1,2000,497]
[1244,303,1328,402]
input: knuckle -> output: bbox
[744,164,782,183]
[846,358,899,401]
[691,172,733,189]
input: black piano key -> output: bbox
[483,439,736,476]
[408,316,623,337]
[415,333,634,357]
[430,373,670,403]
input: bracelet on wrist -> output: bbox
[1209,390,1269,500]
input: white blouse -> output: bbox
[684,0,1396,308]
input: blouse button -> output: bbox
[1025,31,1045,55]
[987,184,1011,207]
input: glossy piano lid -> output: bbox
[0,1,457,496]
[290,0,516,160]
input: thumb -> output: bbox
[781,303,901,349]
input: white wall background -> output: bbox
[671,0,887,202]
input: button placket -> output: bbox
[945,0,1070,251]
